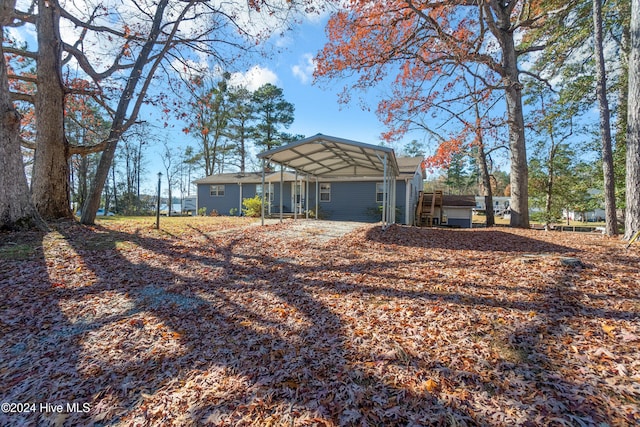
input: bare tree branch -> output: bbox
[10,91,33,102]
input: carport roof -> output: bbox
[257,134,399,177]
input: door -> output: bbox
[291,181,305,214]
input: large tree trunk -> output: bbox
[82,137,117,224]
[31,0,71,219]
[625,0,640,241]
[593,0,618,236]
[0,17,45,230]
[496,24,529,228]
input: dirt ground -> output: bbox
[253,219,372,244]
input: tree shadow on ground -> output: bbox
[0,227,86,426]
[1,221,637,425]
[366,225,578,254]
[2,221,479,425]
[497,264,639,425]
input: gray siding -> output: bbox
[197,179,410,223]
[197,182,295,216]
[198,183,269,216]
[407,172,423,225]
[314,181,407,223]
[268,182,293,213]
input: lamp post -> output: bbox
[156,172,162,229]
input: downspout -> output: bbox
[315,177,319,220]
[238,182,243,217]
[391,173,396,224]
[382,153,388,228]
[305,174,309,219]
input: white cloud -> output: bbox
[169,58,212,82]
[6,20,36,48]
[229,65,278,91]
[291,53,316,85]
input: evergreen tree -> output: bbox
[445,152,472,195]
[227,87,255,173]
[252,84,295,152]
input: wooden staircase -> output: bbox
[415,190,443,226]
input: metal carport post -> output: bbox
[379,152,396,229]
[257,134,400,228]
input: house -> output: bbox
[563,189,605,222]
[194,134,426,225]
[474,196,511,216]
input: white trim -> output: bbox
[209,184,225,197]
[319,183,331,202]
[376,182,385,203]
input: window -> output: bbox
[210,185,225,197]
[320,183,331,202]
[376,183,385,203]
[256,184,274,201]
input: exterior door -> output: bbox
[292,181,305,214]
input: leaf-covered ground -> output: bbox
[1,218,639,426]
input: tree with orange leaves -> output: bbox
[416,68,508,226]
[315,0,560,228]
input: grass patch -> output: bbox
[82,239,137,251]
[0,243,36,260]
[96,215,255,236]
[490,336,529,364]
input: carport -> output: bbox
[257,134,400,229]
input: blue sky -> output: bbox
[10,2,603,201]
[139,15,420,194]
[268,19,393,144]
[9,2,413,197]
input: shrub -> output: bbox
[242,196,263,217]
[198,207,207,216]
[367,205,402,221]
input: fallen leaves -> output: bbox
[0,219,639,425]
